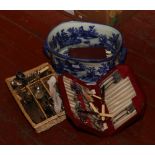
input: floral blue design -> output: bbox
[45,21,126,83]
[49,25,119,54]
[49,25,99,50]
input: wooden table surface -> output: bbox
[0,10,155,144]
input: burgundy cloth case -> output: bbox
[58,65,145,135]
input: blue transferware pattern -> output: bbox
[45,21,127,83]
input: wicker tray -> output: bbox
[5,62,66,133]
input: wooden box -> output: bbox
[5,62,66,133]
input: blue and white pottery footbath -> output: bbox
[45,21,126,83]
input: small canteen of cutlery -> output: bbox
[58,65,145,135]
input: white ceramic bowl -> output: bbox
[45,21,126,83]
